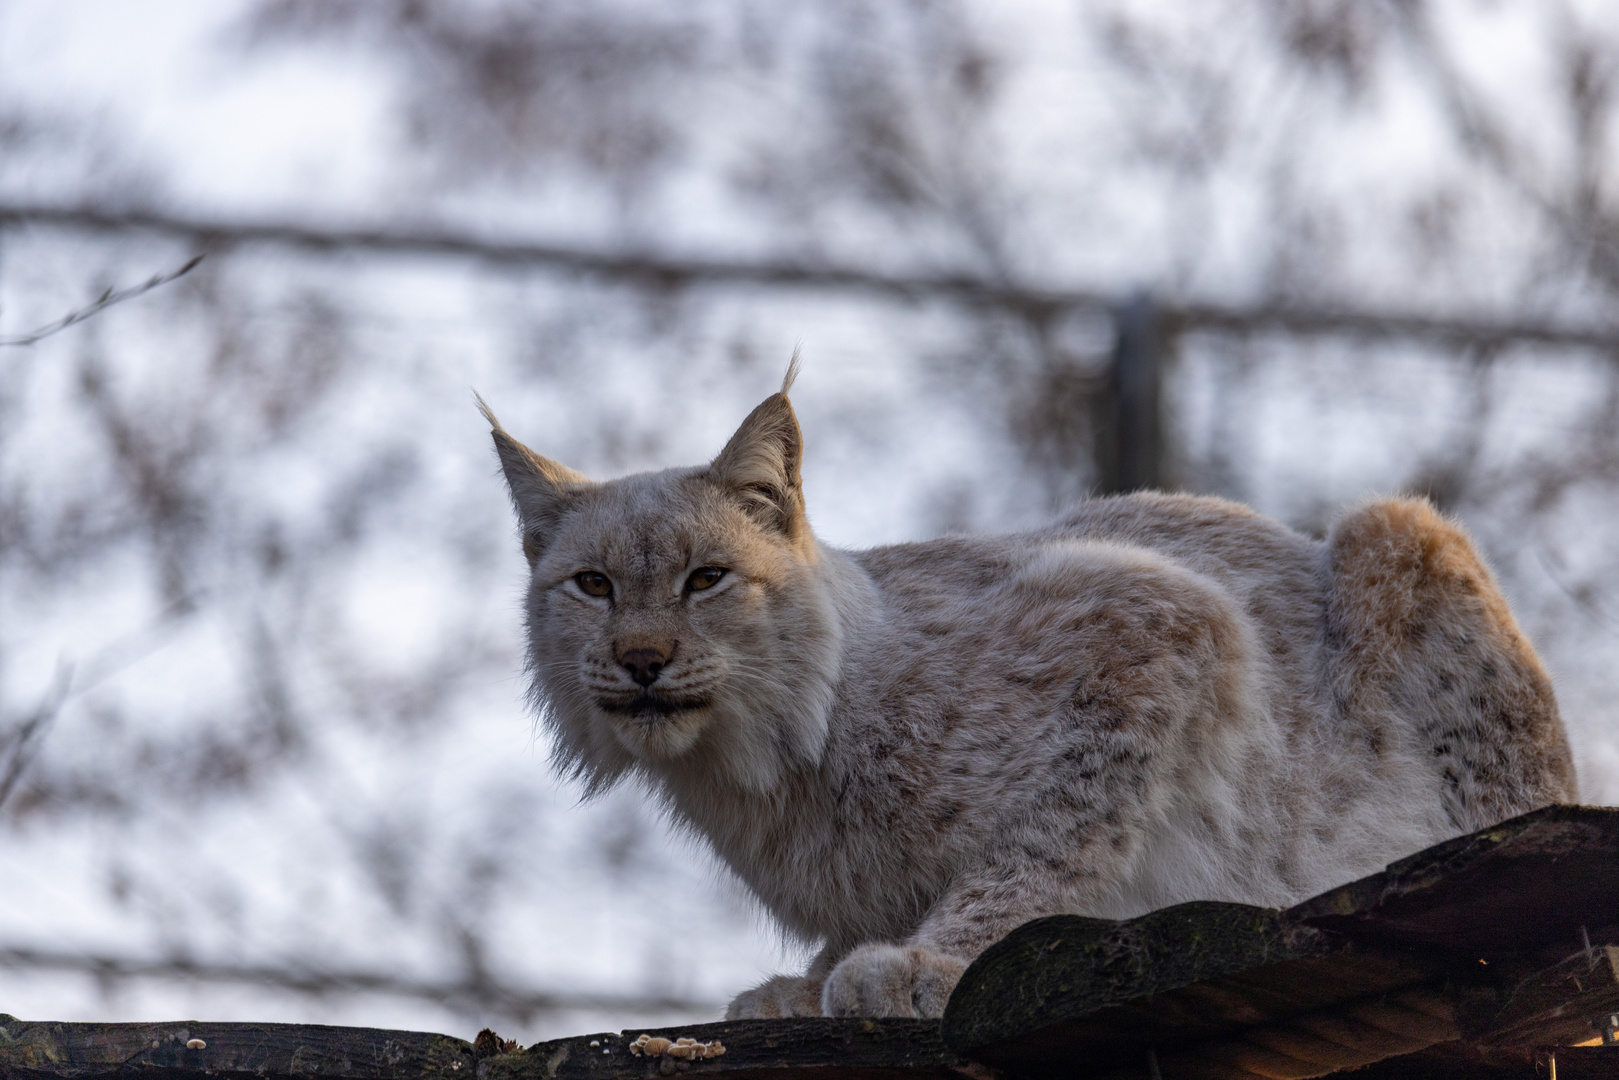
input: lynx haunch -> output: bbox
[482,368,1575,1020]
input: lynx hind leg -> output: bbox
[726,947,833,1019]
[725,973,825,1019]
[1328,498,1577,827]
[821,943,967,1019]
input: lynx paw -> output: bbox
[726,973,824,1019]
[820,943,967,1018]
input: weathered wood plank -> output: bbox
[1334,1042,1541,1079]
[1096,986,1464,1080]
[1465,943,1619,1047]
[479,1020,974,1080]
[0,1018,976,1080]
[941,904,1325,1050]
[943,807,1619,1077]
[940,902,1447,1076]
[0,1015,475,1079]
[1536,1046,1619,1079]
[1292,805,1619,956]
[1338,1042,1619,1079]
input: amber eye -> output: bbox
[575,571,612,598]
[687,566,727,592]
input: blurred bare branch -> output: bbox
[1391,1,1619,291]
[0,946,719,1024]
[0,666,70,810]
[244,0,701,189]
[5,207,1619,350]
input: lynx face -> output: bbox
[484,380,844,793]
[525,470,829,775]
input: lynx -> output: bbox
[481,366,1575,1020]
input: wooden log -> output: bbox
[940,903,1449,1077]
[1292,805,1619,956]
[8,806,1619,1080]
[1466,943,1619,1047]
[944,806,1619,1078]
[480,1019,972,1080]
[0,1017,974,1080]
[1339,1042,1619,1079]
[0,1015,475,1078]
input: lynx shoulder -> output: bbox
[482,380,1575,1020]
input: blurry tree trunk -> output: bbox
[1095,294,1167,494]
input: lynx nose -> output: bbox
[619,647,669,687]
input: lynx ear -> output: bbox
[710,389,806,540]
[476,394,590,563]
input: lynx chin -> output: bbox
[481,365,1575,1020]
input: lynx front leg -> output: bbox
[820,866,1083,1019]
[819,870,1082,1018]
[821,943,967,1019]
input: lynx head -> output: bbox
[482,366,843,795]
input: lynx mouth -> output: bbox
[598,691,712,717]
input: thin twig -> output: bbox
[1536,544,1619,640]
[0,254,205,347]
[0,592,204,810]
[0,666,72,809]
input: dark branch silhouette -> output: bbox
[5,206,1619,351]
[0,254,204,347]
[0,945,718,1023]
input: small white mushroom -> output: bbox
[628,1033,724,1060]
[186,1039,206,1050]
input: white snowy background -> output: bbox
[1,0,1618,1045]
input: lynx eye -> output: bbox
[575,571,613,598]
[686,566,727,593]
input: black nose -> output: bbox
[619,647,668,687]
